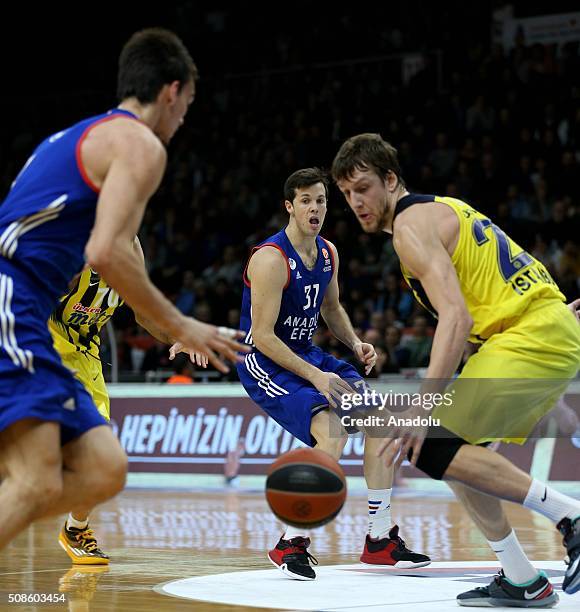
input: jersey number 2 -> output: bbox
[472,218,533,282]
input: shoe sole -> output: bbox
[58,536,109,566]
[359,559,432,569]
[564,576,580,595]
[564,558,580,594]
[457,593,559,608]
[267,552,315,581]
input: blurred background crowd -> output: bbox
[1,2,578,381]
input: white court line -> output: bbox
[318,600,457,611]
[0,567,72,576]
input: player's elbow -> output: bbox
[85,235,126,276]
[86,252,113,275]
[252,331,275,354]
[454,307,473,334]
[441,304,473,335]
[85,239,114,274]
[320,302,338,319]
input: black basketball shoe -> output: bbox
[268,535,318,580]
[557,515,580,594]
[457,570,558,607]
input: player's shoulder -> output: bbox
[93,115,166,164]
[393,197,439,236]
[251,243,288,267]
[319,236,338,257]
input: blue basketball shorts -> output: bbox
[237,344,363,446]
[0,262,107,445]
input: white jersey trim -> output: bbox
[0,194,67,259]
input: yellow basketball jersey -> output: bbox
[49,267,122,356]
[398,195,565,343]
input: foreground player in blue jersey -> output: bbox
[0,28,246,553]
[237,168,430,579]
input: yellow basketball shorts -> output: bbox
[433,299,580,445]
[51,333,110,421]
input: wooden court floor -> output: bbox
[0,488,570,611]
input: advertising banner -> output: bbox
[109,383,580,482]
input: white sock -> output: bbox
[283,524,307,540]
[66,514,88,530]
[523,479,580,523]
[489,530,538,585]
[368,488,392,540]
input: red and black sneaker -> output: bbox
[268,536,318,581]
[360,525,431,568]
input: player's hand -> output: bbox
[376,404,428,469]
[175,319,249,374]
[312,371,356,409]
[169,342,209,368]
[353,341,377,375]
[567,298,580,322]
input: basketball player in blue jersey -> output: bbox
[332,134,580,606]
[228,168,430,579]
[0,28,246,553]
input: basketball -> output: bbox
[265,447,347,528]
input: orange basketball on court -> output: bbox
[265,447,347,528]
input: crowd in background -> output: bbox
[1,6,579,380]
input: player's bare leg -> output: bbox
[59,427,127,515]
[0,419,64,550]
[0,421,126,552]
[445,444,531,502]
[449,482,560,607]
[361,436,430,567]
[447,482,510,541]
[446,444,580,596]
[310,408,348,460]
[57,429,124,565]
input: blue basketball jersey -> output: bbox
[0,108,138,312]
[240,229,334,354]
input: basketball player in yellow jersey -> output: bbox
[50,238,179,564]
[333,134,580,606]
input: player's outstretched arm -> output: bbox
[84,121,247,372]
[250,247,352,404]
[320,241,376,375]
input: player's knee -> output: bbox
[412,433,468,481]
[313,431,347,461]
[86,439,127,501]
[98,445,128,497]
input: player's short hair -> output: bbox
[331,133,405,187]
[284,167,329,202]
[117,28,198,104]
